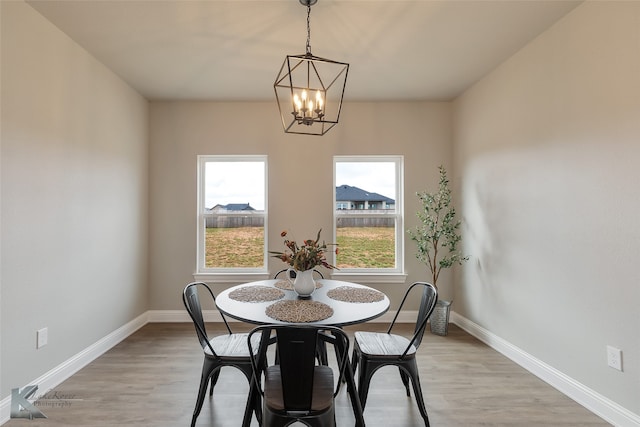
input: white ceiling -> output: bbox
[26,0,582,101]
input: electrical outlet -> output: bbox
[607,345,622,371]
[37,327,48,349]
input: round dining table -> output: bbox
[215,278,390,427]
[216,278,390,327]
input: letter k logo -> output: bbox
[10,385,47,419]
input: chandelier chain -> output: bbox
[306,4,312,55]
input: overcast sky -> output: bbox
[205,161,265,210]
[335,162,396,200]
[205,161,396,211]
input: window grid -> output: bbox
[333,156,404,275]
[196,155,268,275]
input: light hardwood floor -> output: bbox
[6,323,610,427]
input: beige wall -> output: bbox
[0,1,148,398]
[148,101,453,309]
[453,0,640,415]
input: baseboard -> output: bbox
[450,311,640,427]
[0,312,148,425]
[147,309,211,323]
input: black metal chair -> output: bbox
[182,282,261,427]
[351,282,438,427]
[247,324,350,427]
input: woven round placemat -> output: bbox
[326,286,385,303]
[228,286,285,303]
[265,300,334,323]
[274,280,323,291]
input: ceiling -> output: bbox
[26,0,582,102]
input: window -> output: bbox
[196,156,267,279]
[333,156,404,281]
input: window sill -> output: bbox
[329,272,408,284]
[193,272,270,284]
[193,271,407,285]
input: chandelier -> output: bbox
[274,0,349,136]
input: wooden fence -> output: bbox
[336,209,395,227]
[205,216,264,228]
[205,211,394,228]
[336,217,395,227]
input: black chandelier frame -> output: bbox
[273,0,349,136]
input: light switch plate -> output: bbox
[37,327,48,349]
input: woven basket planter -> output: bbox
[429,300,452,336]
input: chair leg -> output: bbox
[356,359,375,411]
[238,363,262,427]
[399,368,411,396]
[191,359,217,427]
[209,369,220,396]
[405,362,430,427]
[316,340,329,365]
[351,348,359,376]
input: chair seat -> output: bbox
[204,333,261,358]
[264,365,334,412]
[354,331,417,358]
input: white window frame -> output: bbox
[332,155,406,284]
[194,155,269,283]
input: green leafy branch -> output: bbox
[408,166,468,287]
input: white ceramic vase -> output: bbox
[286,268,316,298]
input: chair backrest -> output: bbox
[388,282,438,357]
[182,282,232,357]
[248,325,349,410]
[273,269,324,279]
[277,327,318,411]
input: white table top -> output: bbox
[216,279,390,327]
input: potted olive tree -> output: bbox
[408,165,468,336]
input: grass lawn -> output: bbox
[205,226,395,269]
[336,227,395,268]
[206,227,264,268]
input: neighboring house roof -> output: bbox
[226,203,255,211]
[209,188,393,212]
[335,185,394,203]
[210,203,255,211]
